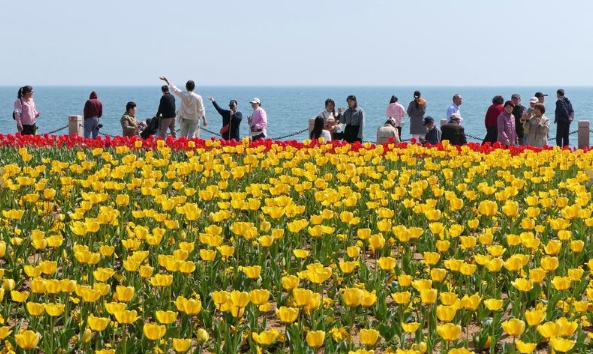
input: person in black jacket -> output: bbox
[554,89,574,147]
[156,85,177,138]
[441,113,467,146]
[208,96,243,141]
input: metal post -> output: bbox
[578,120,589,148]
[68,115,83,137]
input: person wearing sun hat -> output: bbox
[248,98,267,141]
[441,113,466,146]
[497,100,518,146]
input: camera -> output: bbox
[98,124,103,129]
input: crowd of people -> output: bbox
[309,90,574,148]
[12,83,575,148]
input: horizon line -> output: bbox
[1,84,591,88]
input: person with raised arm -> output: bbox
[159,76,207,138]
[208,96,243,141]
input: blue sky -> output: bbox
[1,0,592,86]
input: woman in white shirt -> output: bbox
[310,116,332,142]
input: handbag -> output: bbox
[220,110,233,136]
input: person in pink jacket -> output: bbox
[497,100,518,146]
[13,86,40,135]
[247,98,267,141]
[385,95,405,141]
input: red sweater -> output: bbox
[84,91,103,119]
[484,104,503,128]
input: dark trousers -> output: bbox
[22,124,36,135]
[252,133,265,141]
[482,125,497,145]
[556,122,570,147]
[395,126,402,141]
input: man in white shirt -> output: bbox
[446,94,462,120]
[159,76,207,138]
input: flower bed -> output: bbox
[0,135,592,353]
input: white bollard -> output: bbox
[68,115,83,137]
[440,119,448,127]
[578,120,590,148]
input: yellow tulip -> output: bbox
[155,310,178,324]
[551,276,571,291]
[412,279,432,291]
[114,310,139,324]
[401,322,420,333]
[361,290,377,307]
[230,290,250,308]
[567,267,584,281]
[549,337,575,353]
[339,260,359,274]
[436,305,457,322]
[398,274,413,287]
[11,290,30,303]
[502,318,525,337]
[196,328,209,344]
[368,234,385,251]
[115,286,135,302]
[420,289,437,304]
[511,278,533,292]
[252,329,280,346]
[241,265,262,279]
[377,257,396,271]
[44,303,65,317]
[276,306,299,323]
[423,252,440,265]
[346,246,361,258]
[0,326,12,340]
[343,288,364,307]
[524,308,545,327]
[15,330,41,350]
[359,328,380,347]
[172,338,192,352]
[305,330,326,348]
[391,291,411,305]
[26,302,45,316]
[250,289,270,306]
[484,299,503,311]
[528,268,547,283]
[436,323,461,341]
[104,302,126,315]
[515,340,537,354]
[143,323,166,341]
[537,321,559,339]
[199,249,216,261]
[556,317,578,336]
[281,275,300,291]
[439,292,458,306]
[88,314,111,331]
[430,268,448,282]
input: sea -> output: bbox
[1,86,592,146]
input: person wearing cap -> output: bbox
[385,95,406,141]
[534,92,547,104]
[156,85,177,139]
[510,94,526,145]
[407,90,427,139]
[247,98,267,141]
[446,94,462,120]
[441,113,466,146]
[376,119,400,145]
[208,96,243,141]
[554,89,574,147]
[519,97,539,144]
[497,101,518,146]
[420,116,441,145]
[523,103,550,148]
[340,95,365,143]
[483,95,504,145]
[158,76,207,138]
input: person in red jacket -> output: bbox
[482,95,504,145]
[83,91,103,139]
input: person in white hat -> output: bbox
[248,98,267,141]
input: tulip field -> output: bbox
[2,134,593,353]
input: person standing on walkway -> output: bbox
[483,95,504,144]
[208,97,243,141]
[14,86,40,136]
[159,76,206,138]
[385,95,405,141]
[523,103,550,148]
[554,89,574,147]
[407,91,426,140]
[510,94,525,145]
[83,91,103,139]
[340,95,365,143]
[534,91,547,104]
[156,85,176,139]
[248,98,267,141]
[446,94,462,120]
[497,101,518,146]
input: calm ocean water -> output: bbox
[1,86,592,146]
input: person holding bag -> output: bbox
[208,97,243,141]
[14,86,40,135]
